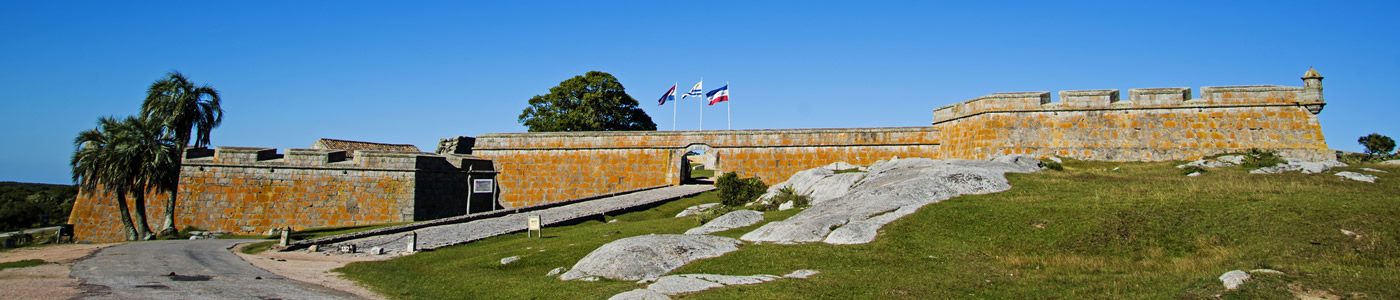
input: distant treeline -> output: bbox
[0,181,76,231]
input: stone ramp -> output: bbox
[313,184,714,255]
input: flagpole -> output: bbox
[726,82,732,130]
[671,82,677,131]
[699,77,703,131]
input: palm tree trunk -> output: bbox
[113,190,138,241]
[159,190,177,236]
[132,191,155,240]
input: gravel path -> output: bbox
[70,239,360,299]
[324,185,714,255]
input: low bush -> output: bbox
[1,232,35,248]
[1180,165,1206,175]
[694,205,734,225]
[1041,159,1064,171]
[1339,152,1398,164]
[1240,148,1286,169]
[716,172,768,207]
[768,186,811,210]
[833,168,865,174]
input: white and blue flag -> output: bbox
[681,80,704,99]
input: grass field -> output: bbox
[0,259,44,271]
[339,159,1400,299]
[691,168,715,179]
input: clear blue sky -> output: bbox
[3,1,1397,184]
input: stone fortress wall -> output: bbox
[933,70,1329,161]
[454,127,942,208]
[460,70,1330,207]
[68,69,1332,242]
[68,147,494,242]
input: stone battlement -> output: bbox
[463,127,939,150]
[183,146,492,172]
[68,145,498,242]
[933,83,1325,124]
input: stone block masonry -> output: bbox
[68,147,494,242]
[932,69,1328,161]
[455,127,942,208]
[459,69,1331,208]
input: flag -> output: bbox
[657,84,676,105]
[706,84,729,105]
[681,80,704,98]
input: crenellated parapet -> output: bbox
[69,145,498,242]
[933,72,1326,124]
[183,146,492,172]
[931,69,1332,162]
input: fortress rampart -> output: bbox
[67,147,494,242]
[464,70,1330,207]
[69,69,1332,242]
[452,127,941,208]
[932,72,1328,161]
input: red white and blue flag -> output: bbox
[706,84,729,105]
[657,84,676,105]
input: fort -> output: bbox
[68,69,1331,242]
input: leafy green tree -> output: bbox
[0,183,76,230]
[518,71,656,132]
[141,71,222,235]
[1358,133,1395,156]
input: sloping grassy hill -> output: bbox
[338,160,1399,299]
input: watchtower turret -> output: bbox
[1301,67,1325,114]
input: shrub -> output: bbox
[1180,166,1206,176]
[694,205,733,225]
[1240,149,1286,169]
[1359,133,1396,156]
[771,186,811,209]
[833,168,865,174]
[1,233,34,248]
[1040,159,1064,171]
[716,172,768,207]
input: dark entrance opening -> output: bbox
[680,144,717,184]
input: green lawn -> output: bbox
[690,168,715,179]
[339,159,1400,299]
[0,259,45,271]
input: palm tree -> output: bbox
[110,115,178,240]
[72,117,140,241]
[141,71,223,235]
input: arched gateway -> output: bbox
[446,128,944,209]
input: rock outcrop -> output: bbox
[559,234,743,281]
[684,210,764,235]
[1250,159,1347,174]
[675,203,720,218]
[646,274,780,295]
[755,162,867,206]
[1219,270,1250,290]
[1335,171,1378,183]
[740,155,1040,245]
